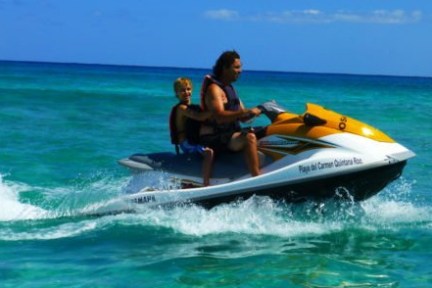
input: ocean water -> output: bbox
[0,60,431,287]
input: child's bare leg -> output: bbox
[202,148,214,186]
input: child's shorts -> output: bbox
[180,140,206,155]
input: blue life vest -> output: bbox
[169,103,202,154]
[200,75,241,132]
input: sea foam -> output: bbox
[0,174,48,221]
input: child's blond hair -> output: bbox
[173,77,192,94]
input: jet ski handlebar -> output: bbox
[257,100,327,126]
[257,100,286,122]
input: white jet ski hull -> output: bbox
[117,102,415,209]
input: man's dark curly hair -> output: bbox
[212,50,240,79]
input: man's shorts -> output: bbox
[199,131,235,152]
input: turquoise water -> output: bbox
[1,61,431,287]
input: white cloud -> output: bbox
[204,9,423,24]
[204,9,239,21]
[330,9,422,24]
[367,9,422,24]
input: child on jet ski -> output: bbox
[169,77,214,186]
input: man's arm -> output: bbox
[238,100,261,122]
[205,84,252,124]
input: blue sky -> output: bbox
[1,0,431,77]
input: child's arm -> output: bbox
[178,104,211,121]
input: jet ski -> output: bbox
[118,101,415,208]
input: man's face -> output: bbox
[224,58,242,83]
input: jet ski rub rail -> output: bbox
[120,160,407,209]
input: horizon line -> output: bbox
[0,59,430,79]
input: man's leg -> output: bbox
[229,132,260,176]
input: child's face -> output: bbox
[176,83,192,104]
